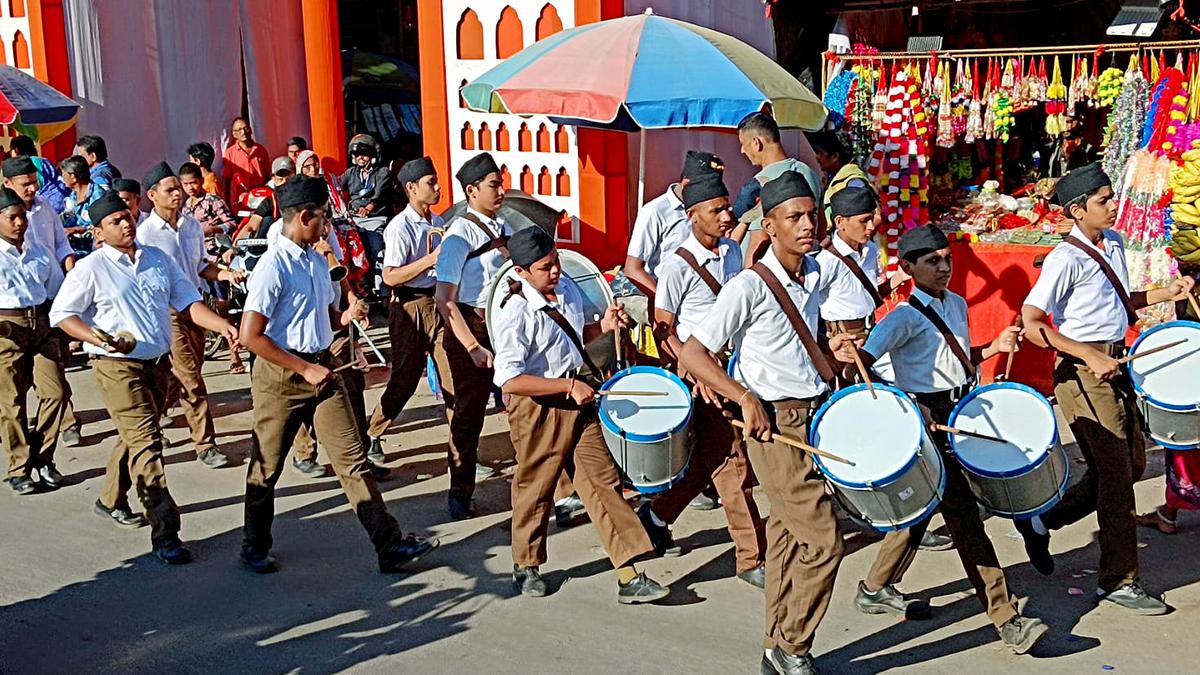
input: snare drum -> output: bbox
[1128,320,1200,450]
[948,382,1069,518]
[809,384,945,531]
[597,366,693,493]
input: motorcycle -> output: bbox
[202,234,268,358]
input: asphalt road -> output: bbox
[1,334,1199,674]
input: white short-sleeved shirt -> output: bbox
[1024,225,1131,343]
[244,235,338,354]
[816,233,881,321]
[493,276,587,387]
[864,287,973,393]
[692,247,833,401]
[26,196,70,297]
[136,211,209,292]
[49,244,202,360]
[435,207,511,307]
[0,238,53,309]
[627,185,690,280]
[655,233,742,341]
[383,205,444,290]
[265,219,344,260]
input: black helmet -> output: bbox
[348,133,379,158]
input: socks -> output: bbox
[616,565,639,584]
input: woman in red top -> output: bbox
[221,116,270,208]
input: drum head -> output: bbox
[1129,320,1200,410]
[949,383,1056,477]
[598,367,692,443]
[810,384,924,487]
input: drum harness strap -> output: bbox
[907,296,977,381]
[540,304,604,386]
[462,213,510,260]
[820,237,884,309]
[750,263,837,386]
[674,247,724,296]
[1063,235,1139,326]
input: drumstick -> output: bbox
[1117,338,1189,364]
[595,390,668,397]
[849,348,875,399]
[729,419,856,466]
[1004,315,1023,381]
[931,423,1007,444]
[1187,288,1200,320]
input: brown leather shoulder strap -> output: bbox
[1063,235,1138,325]
[541,305,602,379]
[821,238,884,309]
[462,213,510,260]
[907,295,976,378]
[674,247,723,296]
[749,262,836,383]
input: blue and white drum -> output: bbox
[1128,320,1200,450]
[948,382,1069,519]
[598,366,693,494]
[809,383,945,531]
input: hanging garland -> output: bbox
[1103,59,1150,193]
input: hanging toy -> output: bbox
[965,59,983,143]
[1045,56,1068,137]
[937,61,955,148]
[992,60,1016,142]
[1097,67,1124,107]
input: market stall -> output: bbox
[825,40,1200,392]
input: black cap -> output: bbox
[142,161,175,190]
[455,152,500,189]
[681,173,729,209]
[760,170,814,216]
[509,226,556,268]
[1054,162,1111,208]
[1,155,36,177]
[682,150,724,181]
[112,178,141,195]
[398,156,436,186]
[0,187,24,210]
[87,191,129,225]
[898,225,950,262]
[275,175,329,210]
[829,186,877,219]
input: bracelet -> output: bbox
[465,342,480,353]
[565,375,575,400]
[737,389,753,405]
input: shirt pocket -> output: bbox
[139,269,169,298]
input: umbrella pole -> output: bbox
[637,128,647,206]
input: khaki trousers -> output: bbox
[93,356,181,547]
[1043,357,1147,592]
[367,293,448,439]
[57,329,78,433]
[650,398,766,572]
[164,314,217,453]
[243,357,400,555]
[441,306,493,500]
[0,315,69,477]
[507,393,654,568]
[293,332,369,461]
[745,400,843,657]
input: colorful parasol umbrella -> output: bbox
[0,65,79,143]
[462,9,827,202]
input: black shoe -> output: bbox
[291,457,328,479]
[153,540,193,565]
[1098,583,1171,615]
[554,494,587,528]
[854,581,931,619]
[240,549,278,574]
[688,493,720,511]
[617,572,669,604]
[637,502,681,557]
[61,426,81,447]
[513,564,548,597]
[5,475,37,495]
[93,500,148,528]
[36,464,66,489]
[197,448,230,469]
[737,564,766,589]
[367,437,386,464]
[998,615,1048,654]
[448,495,476,520]
[368,461,392,481]
[1014,518,1054,576]
[379,534,439,573]
[760,646,818,675]
[918,531,954,551]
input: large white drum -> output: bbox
[809,384,944,531]
[948,382,1069,519]
[597,366,693,494]
[1128,320,1200,450]
[485,249,616,370]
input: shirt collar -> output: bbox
[663,184,684,211]
[404,204,432,226]
[0,238,22,255]
[681,232,720,262]
[145,210,179,232]
[275,233,309,260]
[466,206,503,228]
[1069,225,1113,253]
[831,232,862,257]
[761,247,807,289]
[911,287,944,307]
[519,276,569,312]
[100,243,141,265]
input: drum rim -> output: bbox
[850,446,947,532]
[809,382,924,488]
[1128,320,1200,412]
[948,382,1058,478]
[597,365,692,442]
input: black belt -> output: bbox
[912,382,974,408]
[288,349,332,364]
[0,302,50,319]
[392,286,436,299]
[456,302,486,319]
[91,353,169,366]
[1060,340,1126,364]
